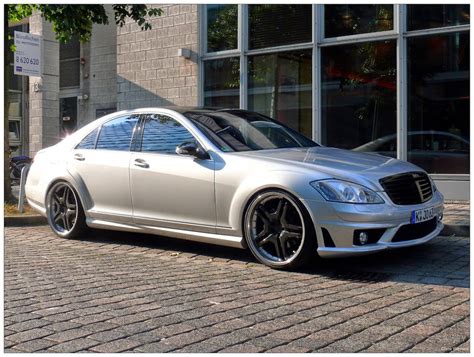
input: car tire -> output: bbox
[46,181,88,239]
[243,189,317,270]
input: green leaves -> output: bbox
[112,5,163,31]
[7,4,163,43]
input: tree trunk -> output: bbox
[4,6,15,204]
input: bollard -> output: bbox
[17,164,31,214]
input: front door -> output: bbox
[130,113,216,231]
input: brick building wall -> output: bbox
[80,7,118,127]
[117,4,199,110]
[28,12,60,155]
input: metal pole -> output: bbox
[17,164,30,213]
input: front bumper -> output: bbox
[302,190,444,258]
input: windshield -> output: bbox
[183,109,318,152]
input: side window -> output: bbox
[75,128,98,149]
[96,115,139,151]
[141,114,196,153]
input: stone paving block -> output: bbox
[47,337,100,352]
[219,341,266,353]
[42,321,82,332]
[4,226,470,354]
[9,338,56,352]
[45,327,94,343]
[8,319,51,332]
[89,337,143,352]
[7,328,54,344]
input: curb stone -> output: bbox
[4,215,47,227]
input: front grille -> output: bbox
[380,172,433,205]
[392,218,438,242]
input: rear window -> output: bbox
[96,115,140,151]
[75,128,98,150]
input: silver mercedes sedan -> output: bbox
[25,108,444,269]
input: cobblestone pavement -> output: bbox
[4,226,470,353]
[444,201,470,227]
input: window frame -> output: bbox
[130,112,214,158]
[93,114,141,152]
[137,113,200,155]
[59,37,81,89]
[198,4,470,184]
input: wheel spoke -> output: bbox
[284,231,301,240]
[274,199,285,220]
[273,236,287,260]
[60,214,68,230]
[53,192,62,205]
[66,209,76,222]
[53,211,62,223]
[255,224,269,240]
[66,201,76,209]
[256,205,271,226]
[284,223,302,233]
[256,233,275,247]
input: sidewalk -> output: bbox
[443,201,470,236]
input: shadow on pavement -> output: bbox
[75,228,469,289]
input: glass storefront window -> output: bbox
[407,32,469,174]
[324,5,394,38]
[408,5,470,31]
[8,92,22,118]
[249,5,312,50]
[9,121,21,143]
[248,50,312,138]
[321,40,396,151]
[207,4,238,52]
[8,64,22,91]
[60,36,80,88]
[203,58,240,108]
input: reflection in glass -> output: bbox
[203,58,240,108]
[408,5,470,31]
[321,41,396,151]
[248,50,312,138]
[407,32,469,174]
[9,121,20,143]
[249,5,312,50]
[8,92,22,118]
[324,5,393,38]
[8,64,22,91]
[207,4,238,52]
[142,115,195,153]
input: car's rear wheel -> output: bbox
[46,181,88,239]
[243,190,317,269]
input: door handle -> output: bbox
[134,158,149,168]
[74,153,85,161]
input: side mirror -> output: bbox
[176,141,210,160]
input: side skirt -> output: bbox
[86,218,245,249]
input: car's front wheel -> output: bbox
[46,181,88,239]
[243,189,317,269]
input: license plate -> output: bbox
[411,207,434,224]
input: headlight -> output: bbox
[311,180,384,204]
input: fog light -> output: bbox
[359,232,369,245]
[438,213,443,222]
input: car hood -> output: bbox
[235,146,424,191]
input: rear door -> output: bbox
[130,113,216,231]
[70,114,140,223]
